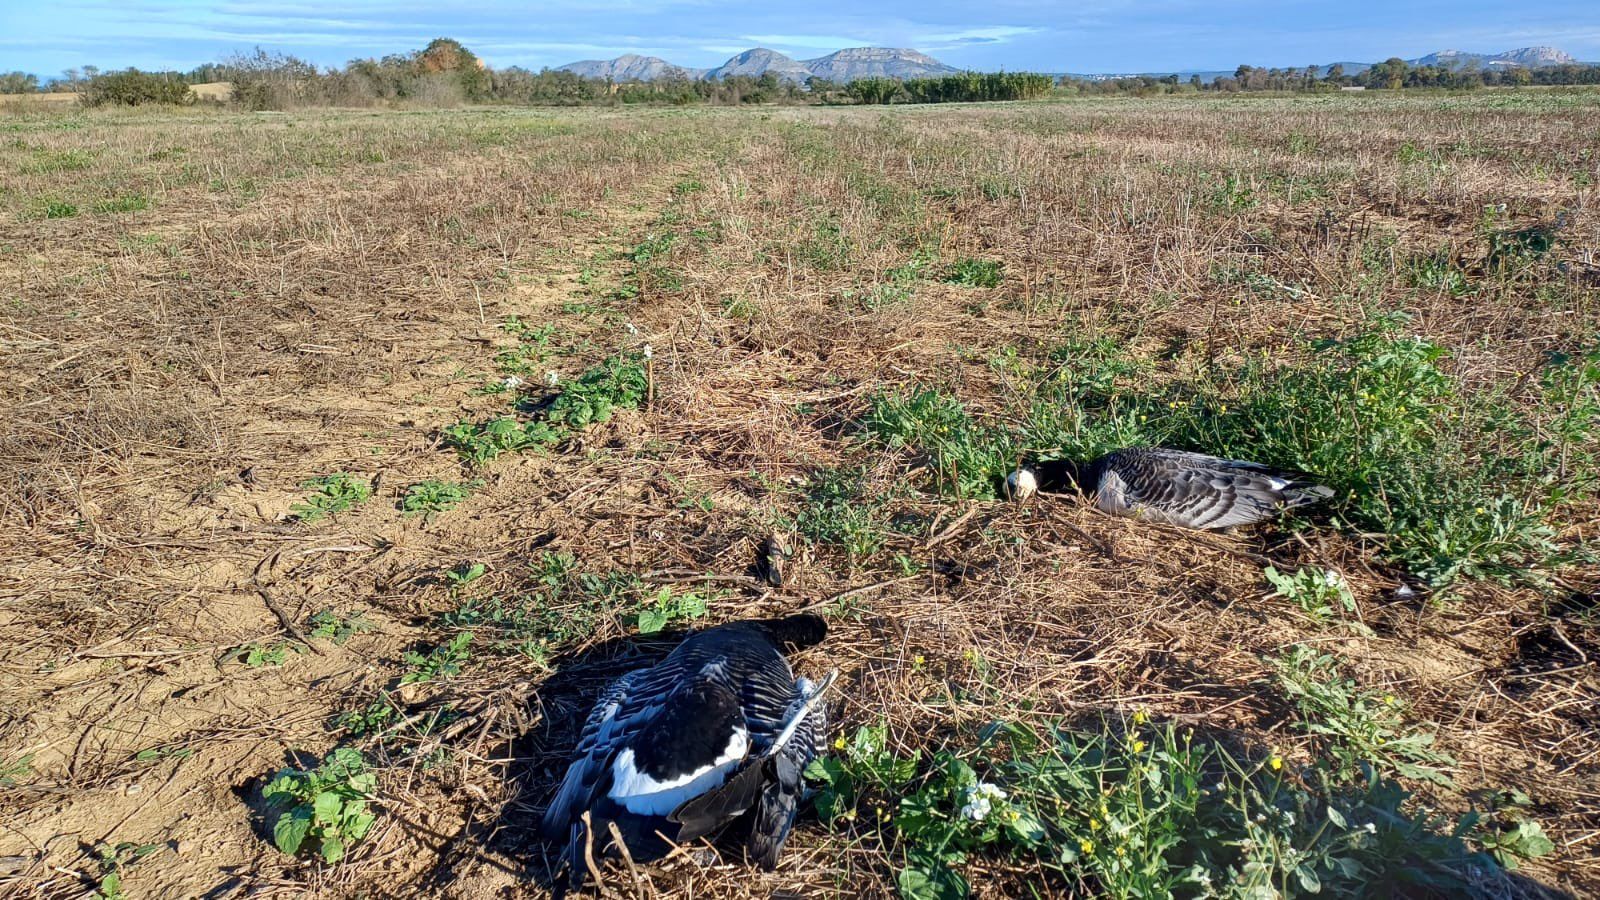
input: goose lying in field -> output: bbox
[1005,448,1333,530]
[541,614,833,885]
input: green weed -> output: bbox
[813,718,1512,900]
[865,388,1012,498]
[400,632,473,683]
[0,753,34,786]
[401,479,474,517]
[290,473,371,522]
[20,148,94,174]
[445,354,646,462]
[795,468,890,564]
[1273,646,1455,786]
[941,258,1003,288]
[1264,566,1365,631]
[90,842,161,900]
[42,200,78,219]
[306,609,373,645]
[633,585,710,634]
[262,747,377,864]
[227,641,301,668]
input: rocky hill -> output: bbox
[804,47,959,81]
[559,46,960,83]
[1411,46,1576,69]
[557,53,707,82]
[705,48,813,83]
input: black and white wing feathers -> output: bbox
[1094,448,1333,530]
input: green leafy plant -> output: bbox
[290,473,371,522]
[400,632,473,683]
[940,258,1002,288]
[444,354,646,462]
[806,723,921,825]
[823,718,1507,900]
[443,562,487,590]
[545,353,648,429]
[865,388,1013,499]
[306,609,373,645]
[443,416,555,462]
[227,641,301,668]
[335,697,399,737]
[634,585,710,634]
[133,745,193,763]
[1273,646,1455,786]
[261,747,378,864]
[401,479,474,517]
[0,753,33,786]
[795,468,891,564]
[90,842,161,900]
[93,195,151,214]
[1264,566,1364,630]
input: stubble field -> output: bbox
[1,91,1598,898]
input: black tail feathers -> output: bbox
[756,614,828,652]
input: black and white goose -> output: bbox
[1006,448,1333,530]
[541,614,833,885]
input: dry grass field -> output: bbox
[1,93,1597,899]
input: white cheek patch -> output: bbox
[1268,477,1290,491]
[608,728,749,816]
[1006,469,1037,499]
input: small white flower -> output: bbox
[501,375,525,390]
[642,344,654,360]
[960,797,992,822]
[972,781,1008,802]
[1363,822,1378,834]
[624,322,639,335]
[959,782,1006,822]
[545,370,561,386]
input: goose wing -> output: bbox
[1100,448,1331,530]
[540,667,650,840]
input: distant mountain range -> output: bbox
[1069,46,1587,82]
[559,46,958,83]
[560,45,1592,86]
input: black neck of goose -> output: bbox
[1031,459,1085,493]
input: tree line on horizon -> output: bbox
[5,41,1600,110]
[1079,57,1600,95]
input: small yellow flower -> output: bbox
[1132,740,1147,754]
[1080,839,1094,854]
[1168,401,1178,409]
[1475,507,1486,515]
[834,737,847,750]
[1115,846,1127,857]
[1383,694,1397,706]
[1089,818,1102,831]
[913,654,925,666]
[1132,709,1148,726]
[1220,404,1229,412]
[1269,756,1284,771]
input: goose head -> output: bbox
[1004,466,1038,500]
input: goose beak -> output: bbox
[1005,468,1037,501]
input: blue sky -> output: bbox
[4,1,1600,78]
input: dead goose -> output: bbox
[1006,448,1333,530]
[541,614,833,885]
